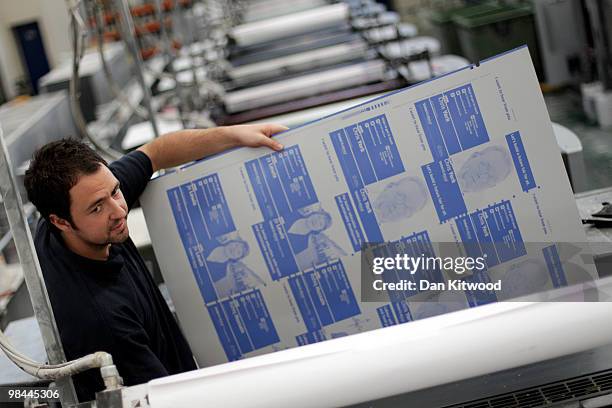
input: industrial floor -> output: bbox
[544,88,612,191]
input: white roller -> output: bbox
[364,23,418,43]
[172,57,198,72]
[147,291,612,408]
[227,41,369,85]
[230,3,349,47]
[407,54,470,82]
[380,36,441,60]
[242,0,326,22]
[246,93,387,128]
[175,67,207,85]
[224,60,388,113]
[121,119,182,150]
[181,40,214,57]
[352,11,400,29]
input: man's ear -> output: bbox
[49,214,73,232]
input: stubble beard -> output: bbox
[107,218,129,244]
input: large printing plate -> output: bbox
[140,47,601,372]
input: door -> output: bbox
[12,21,50,95]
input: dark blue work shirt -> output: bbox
[34,151,197,402]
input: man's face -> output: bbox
[224,241,247,261]
[305,213,329,233]
[64,165,129,247]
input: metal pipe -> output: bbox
[0,329,121,385]
[0,125,78,405]
[184,4,204,111]
[0,203,35,253]
[153,0,188,128]
[115,0,160,137]
[93,0,149,120]
[68,0,122,161]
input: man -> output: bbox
[24,124,287,401]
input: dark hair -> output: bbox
[24,139,107,224]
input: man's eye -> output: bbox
[92,204,102,213]
[113,188,121,197]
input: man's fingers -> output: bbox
[255,123,286,150]
[260,134,284,151]
[261,123,289,136]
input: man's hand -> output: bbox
[226,123,288,152]
[138,123,289,172]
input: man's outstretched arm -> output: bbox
[137,123,288,172]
